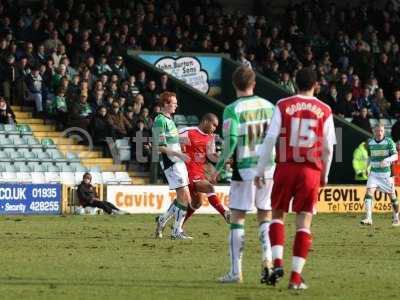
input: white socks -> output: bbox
[229,223,245,275]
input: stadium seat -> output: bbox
[1,164,18,183]
[21,150,39,162]
[4,124,19,135]
[0,137,14,148]
[47,149,67,162]
[186,115,199,125]
[27,162,45,172]
[41,138,57,149]
[70,163,87,172]
[60,172,76,185]
[90,172,103,184]
[115,172,132,184]
[35,151,52,162]
[24,136,42,148]
[115,138,131,161]
[66,152,80,163]
[9,151,25,162]
[17,165,33,183]
[89,166,101,173]
[102,172,118,184]
[0,151,9,162]
[17,124,32,136]
[173,114,187,126]
[11,135,29,148]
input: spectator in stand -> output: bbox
[336,73,352,101]
[325,85,339,113]
[337,91,358,118]
[52,87,69,130]
[139,107,153,130]
[143,80,159,108]
[107,100,132,139]
[352,107,372,133]
[391,89,400,118]
[264,60,280,83]
[373,88,391,118]
[136,70,147,92]
[391,118,400,143]
[69,94,92,131]
[159,74,171,93]
[90,106,112,156]
[0,96,15,124]
[356,87,380,117]
[279,72,296,94]
[133,118,152,171]
[94,54,112,77]
[26,66,45,116]
[0,54,16,104]
[127,75,140,98]
[111,56,129,81]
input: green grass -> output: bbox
[0,214,398,300]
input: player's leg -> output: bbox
[287,167,320,290]
[183,190,202,225]
[362,175,378,225]
[194,180,229,222]
[268,209,286,285]
[219,209,246,283]
[361,188,375,225]
[155,163,191,239]
[218,180,252,283]
[171,185,192,239]
[255,178,273,283]
[288,212,313,290]
[384,177,399,226]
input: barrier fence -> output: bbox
[0,184,397,215]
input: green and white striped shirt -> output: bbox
[367,137,397,177]
[152,113,183,170]
[216,95,275,181]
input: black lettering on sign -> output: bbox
[333,189,341,201]
[325,189,332,201]
[318,189,324,201]
[355,189,361,201]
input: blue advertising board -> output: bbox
[139,54,222,96]
[0,184,61,215]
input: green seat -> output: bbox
[41,138,57,149]
[10,136,27,148]
[17,124,32,136]
[46,149,67,162]
[186,115,199,125]
[173,114,187,126]
[9,151,25,162]
[0,151,9,162]
[0,137,13,148]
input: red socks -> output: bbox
[207,193,226,216]
[183,205,195,225]
[290,229,312,285]
[269,219,285,268]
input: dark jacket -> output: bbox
[90,113,112,144]
[107,110,132,136]
[0,105,15,124]
[77,181,97,206]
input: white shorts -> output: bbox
[164,162,189,190]
[366,174,395,194]
[229,179,273,211]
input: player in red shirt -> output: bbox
[255,68,336,290]
[179,113,229,224]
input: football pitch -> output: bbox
[0,214,398,300]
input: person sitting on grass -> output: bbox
[77,172,127,215]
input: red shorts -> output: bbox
[187,171,205,196]
[271,163,321,213]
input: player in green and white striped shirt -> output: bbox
[361,123,399,226]
[212,66,275,283]
[153,92,192,240]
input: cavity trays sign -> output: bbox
[155,56,209,94]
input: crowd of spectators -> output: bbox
[1,0,400,148]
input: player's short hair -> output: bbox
[296,67,317,91]
[374,122,385,129]
[232,65,255,91]
[201,112,218,123]
[159,91,177,107]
